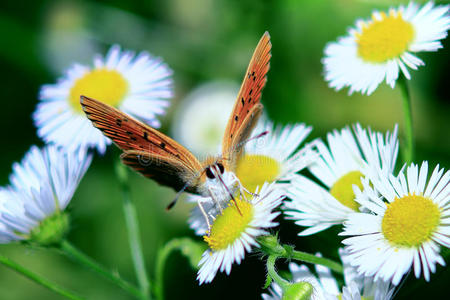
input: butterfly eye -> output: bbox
[205,167,215,179]
[217,163,225,174]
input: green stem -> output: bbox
[258,235,343,274]
[154,238,206,300]
[115,161,151,299]
[285,249,343,274]
[155,240,180,300]
[398,74,414,163]
[59,240,144,299]
[266,255,289,290]
[0,253,84,300]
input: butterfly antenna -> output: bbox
[243,130,269,145]
[224,130,269,159]
[166,181,191,210]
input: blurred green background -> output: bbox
[0,0,449,299]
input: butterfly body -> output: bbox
[80,32,271,209]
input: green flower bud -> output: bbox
[257,235,285,256]
[282,281,313,300]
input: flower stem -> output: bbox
[115,160,151,299]
[0,253,84,300]
[286,249,343,274]
[154,240,181,300]
[398,74,414,163]
[59,240,144,299]
[154,238,206,300]
[258,235,343,274]
[266,255,289,290]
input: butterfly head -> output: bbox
[205,162,225,180]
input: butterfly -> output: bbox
[80,32,271,221]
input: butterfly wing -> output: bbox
[80,96,204,193]
[222,31,272,169]
[120,151,202,194]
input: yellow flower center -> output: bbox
[329,171,363,211]
[69,69,128,112]
[235,154,280,193]
[356,11,414,63]
[204,198,253,251]
[382,195,441,247]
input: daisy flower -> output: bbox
[197,183,284,284]
[262,249,395,300]
[172,81,238,157]
[189,120,314,235]
[284,124,398,236]
[34,45,173,154]
[0,145,92,245]
[341,162,450,285]
[323,2,450,95]
[234,120,314,193]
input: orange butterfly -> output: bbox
[80,32,271,223]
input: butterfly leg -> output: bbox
[197,198,211,233]
[229,173,259,200]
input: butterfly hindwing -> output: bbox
[80,96,204,191]
[222,32,272,168]
[121,150,201,194]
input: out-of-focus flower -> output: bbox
[323,2,450,95]
[0,145,92,245]
[262,249,395,300]
[34,45,173,154]
[341,162,450,285]
[284,124,398,236]
[172,81,238,157]
[197,183,283,284]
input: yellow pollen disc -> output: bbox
[235,154,280,193]
[69,69,128,112]
[204,198,253,251]
[356,11,414,63]
[330,171,363,211]
[382,195,441,247]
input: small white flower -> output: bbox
[323,2,450,95]
[0,145,92,244]
[341,162,450,285]
[262,249,395,300]
[189,120,313,235]
[284,124,398,236]
[197,183,283,284]
[172,81,238,157]
[34,45,173,154]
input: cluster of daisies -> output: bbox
[0,1,448,299]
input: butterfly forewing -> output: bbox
[80,96,204,191]
[222,31,272,168]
